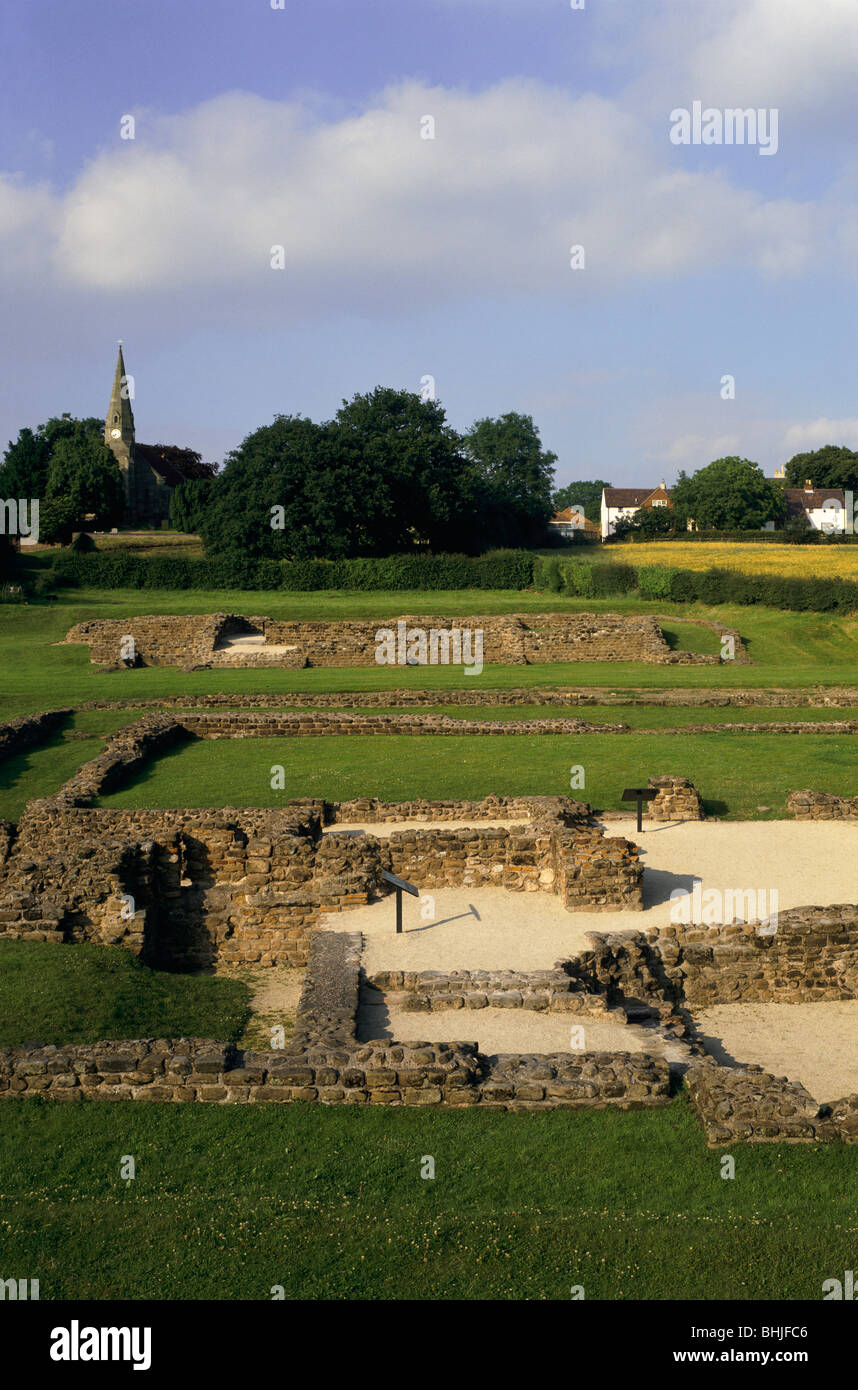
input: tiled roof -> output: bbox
[603,487,669,508]
[135,444,198,487]
[784,486,846,511]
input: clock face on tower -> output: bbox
[110,428,121,439]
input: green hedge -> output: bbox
[667,567,858,612]
[49,549,536,593]
[636,566,679,598]
[45,547,858,613]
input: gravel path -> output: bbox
[694,1001,858,1104]
[324,819,858,975]
[357,1003,663,1057]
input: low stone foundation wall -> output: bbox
[75,684,858,713]
[0,1036,672,1111]
[179,710,628,738]
[329,794,576,824]
[366,965,612,1015]
[65,611,717,669]
[647,906,858,1007]
[685,1061,856,1145]
[0,929,670,1112]
[571,909,858,1017]
[5,912,858,1135]
[0,709,70,763]
[787,790,858,820]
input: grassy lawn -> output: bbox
[0,1095,854,1299]
[94,732,858,819]
[0,710,160,821]
[3,589,858,722]
[4,706,856,819]
[0,941,250,1047]
[3,570,858,1305]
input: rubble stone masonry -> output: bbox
[0,793,643,968]
[64,611,721,668]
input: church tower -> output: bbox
[105,342,136,513]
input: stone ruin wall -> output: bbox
[646,776,705,821]
[4,837,858,1135]
[5,917,858,1137]
[64,614,235,668]
[64,611,725,668]
[0,793,644,970]
[647,907,858,1007]
[0,930,671,1113]
[787,790,858,821]
[0,709,71,761]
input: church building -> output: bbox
[104,343,210,527]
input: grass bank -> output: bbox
[0,941,250,1047]
[94,731,858,819]
[0,1096,854,1299]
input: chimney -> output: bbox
[804,479,813,491]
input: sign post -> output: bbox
[621,786,658,833]
[380,868,419,934]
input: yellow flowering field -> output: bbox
[609,542,858,577]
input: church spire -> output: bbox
[105,340,135,448]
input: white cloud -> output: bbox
[0,81,817,310]
[685,0,858,113]
[626,0,858,141]
[783,418,858,453]
[657,433,741,468]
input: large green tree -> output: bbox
[46,424,124,529]
[552,479,611,523]
[671,457,782,531]
[1,414,123,538]
[170,477,215,534]
[199,415,344,560]
[202,389,478,560]
[783,444,858,492]
[333,388,475,553]
[464,412,557,546]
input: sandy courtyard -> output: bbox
[694,1001,858,1104]
[357,1002,663,1057]
[325,818,858,975]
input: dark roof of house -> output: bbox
[784,486,846,513]
[603,486,670,508]
[135,443,207,487]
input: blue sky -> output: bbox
[2,0,858,488]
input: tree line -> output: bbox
[1,388,558,555]
[3,390,858,550]
[566,450,858,537]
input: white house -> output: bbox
[600,482,672,539]
[784,482,847,533]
